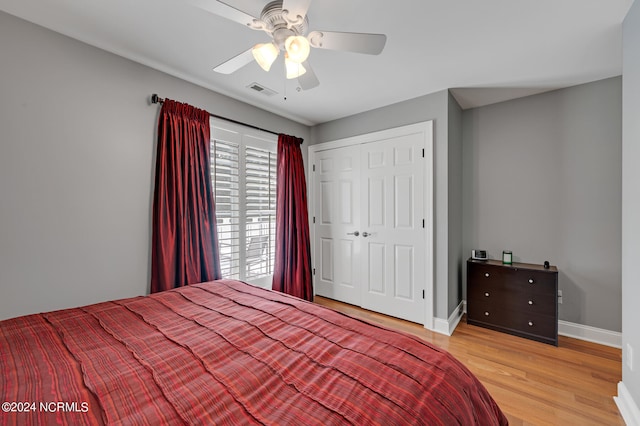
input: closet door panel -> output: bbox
[313,146,361,305]
[360,133,425,323]
[367,242,386,294]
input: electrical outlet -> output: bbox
[558,290,563,304]
[628,344,634,371]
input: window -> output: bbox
[210,119,277,288]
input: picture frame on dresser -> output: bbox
[466,258,559,346]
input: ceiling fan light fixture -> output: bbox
[284,35,310,63]
[285,54,306,79]
[252,42,279,71]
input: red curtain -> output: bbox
[150,99,221,293]
[272,134,313,301]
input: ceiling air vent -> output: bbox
[246,82,277,97]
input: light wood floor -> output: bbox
[314,296,623,426]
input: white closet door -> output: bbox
[313,145,362,305]
[310,121,432,325]
[360,133,425,323]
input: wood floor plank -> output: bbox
[314,296,623,425]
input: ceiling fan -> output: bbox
[189,0,387,90]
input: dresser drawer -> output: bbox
[502,270,557,297]
[510,291,557,316]
[469,290,556,317]
[467,265,514,299]
[467,299,510,328]
[468,264,510,287]
[505,309,557,340]
[468,282,511,306]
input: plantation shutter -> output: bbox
[245,146,277,279]
[211,139,241,279]
[210,120,277,286]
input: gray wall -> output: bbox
[311,89,458,320]
[462,77,622,332]
[0,11,309,320]
[622,0,640,411]
[447,92,464,315]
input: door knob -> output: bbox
[362,232,370,237]
[347,231,359,236]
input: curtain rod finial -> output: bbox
[151,94,162,104]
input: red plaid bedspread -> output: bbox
[1,279,507,425]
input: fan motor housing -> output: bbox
[260,0,308,37]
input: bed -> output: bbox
[1,279,507,425]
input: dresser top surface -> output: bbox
[467,258,558,273]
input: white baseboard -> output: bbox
[558,320,622,348]
[615,381,640,426]
[432,301,464,336]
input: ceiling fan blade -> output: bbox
[282,0,312,24]
[213,48,255,74]
[186,0,261,29]
[298,61,319,90]
[308,31,387,55]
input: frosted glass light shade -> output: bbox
[252,43,279,71]
[285,54,306,79]
[284,36,310,63]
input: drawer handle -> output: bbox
[484,292,490,297]
[528,278,534,284]
[485,273,490,278]
[484,312,490,316]
[528,300,533,305]
[528,321,534,327]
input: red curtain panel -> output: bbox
[272,134,313,301]
[151,99,221,293]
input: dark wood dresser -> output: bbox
[467,258,558,346]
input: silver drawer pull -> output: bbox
[528,321,534,326]
[484,311,490,316]
[528,300,533,305]
[484,292,490,297]
[485,273,490,278]
[528,278,534,284]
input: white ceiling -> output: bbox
[0,0,633,125]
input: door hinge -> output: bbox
[313,216,316,223]
[422,219,425,228]
[422,289,425,299]
[313,268,316,276]
[313,164,316,172]
[422,148,425,158]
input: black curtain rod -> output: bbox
[150,94,282,137]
